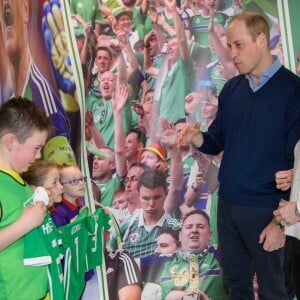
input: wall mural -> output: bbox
[0,0,290,299]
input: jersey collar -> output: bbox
[0,169,25,185]
[61,197,82,211]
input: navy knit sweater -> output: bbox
[200,66,300,207]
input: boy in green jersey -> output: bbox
[0,97,51,299]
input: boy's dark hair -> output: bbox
[127,161,151,175]
[129,162,150,170]
[137,169,168,192]
[0,97,51,143]
[158,227,180,246]
[126,128,146,146]
[96,46,113,60]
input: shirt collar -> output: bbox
[0,169,25,184]
[62,197,82,211]
[246,55,281,92]
[138,210,167,228]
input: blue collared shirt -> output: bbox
[246,56,282,92]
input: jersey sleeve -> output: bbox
[23,227,52,266]
[116,250,142,290]
[85,208,110,270]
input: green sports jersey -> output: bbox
[154,58,191,123]
[209,59,228,94]
[60,207,89,300]
[70,0,103,38]
[242,0,279,17]
[96,175,121,207]
[131,7,153,42]
[219,0,233,10]
[167,153,195,181]
[86,95,133,148]
[110,210,181,258]
[85,208,110,270]
[162,10,175,40]
[160,247,228,300]
[0,170,48,300]
[182,154,196,179]
[161,8,190,40]
[190,12,227,47]
[145,54,164,90]
[23,211,64,300]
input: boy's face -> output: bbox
[155,233,178,255]
[112,193,127,209]
[60,166,86,200]
[139,186,166,220]
[12,130,48,173]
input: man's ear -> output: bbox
[178,230,182,244]
[109,160,116,171]
[257,32,268,48]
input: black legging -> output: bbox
[290,236,300,300]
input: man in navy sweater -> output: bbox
[179,12,300,300]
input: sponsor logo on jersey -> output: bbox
[71,223,81,235]
[128,232,140,243]
[41,218,55,234]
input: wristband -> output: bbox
[272,218,285,229]
[191,183,198,192]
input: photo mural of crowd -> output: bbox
[0,0,287,300]
[78,0,283,299]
